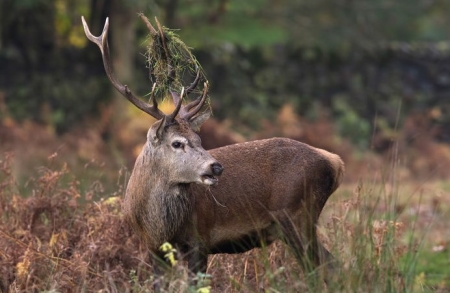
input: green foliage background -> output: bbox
[1,0,450,144]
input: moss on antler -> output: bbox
[140,14,208,103]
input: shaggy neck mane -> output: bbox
[124,144,193,250]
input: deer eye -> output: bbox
[171,141,184,149]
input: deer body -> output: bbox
[196,138,343,253]
[124,134,344,273]
[82,15,344,279]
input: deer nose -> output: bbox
[211,162,224,176]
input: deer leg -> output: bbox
[318,241,338,281]
[187,243,208,275]
[278,204,323,269]
[279,203,336,284]
[278,217,313,271]
[149,250,169,291]
[185,243,208,288]
[304,191,339,281]
[277,213,324,292]
[303,214,320,270]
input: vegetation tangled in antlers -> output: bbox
[140,14,208,104]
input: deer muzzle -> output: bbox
[201,162,224,186]
[211,162,224,176]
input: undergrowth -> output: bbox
[0,151,445,292]
[0,153,149,292]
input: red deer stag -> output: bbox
[82,16,344,280]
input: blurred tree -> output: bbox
[0,0,153,133]
[1,0,450,146]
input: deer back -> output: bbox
[191,137,344,248]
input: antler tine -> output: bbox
[182,82,209,120]
[149,83,158,108]
[167,87,184,122]
[139,13,158,36]
[169,68,201,111]
[169,90,181,106]
[81,16,165,120]
[186,69,202,95]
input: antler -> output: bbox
[82,15,209,123]
[81,16,165,120]
[139,14,210,121]
[169,74,209,121]
[181,81,210,121]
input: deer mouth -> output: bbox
[201,174,219,186]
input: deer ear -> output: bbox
[189,112,210,132]
[149,116,167,143]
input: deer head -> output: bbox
[81,16,223,186]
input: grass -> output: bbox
[413,249,450,290]
[1,149,449,292]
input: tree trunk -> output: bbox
[110,0,137,102]
[164,0,179,28]
[93,0,138,140]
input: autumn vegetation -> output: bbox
[2,0,450,292]
[1,105,450,291]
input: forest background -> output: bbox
[1,0,450,291]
